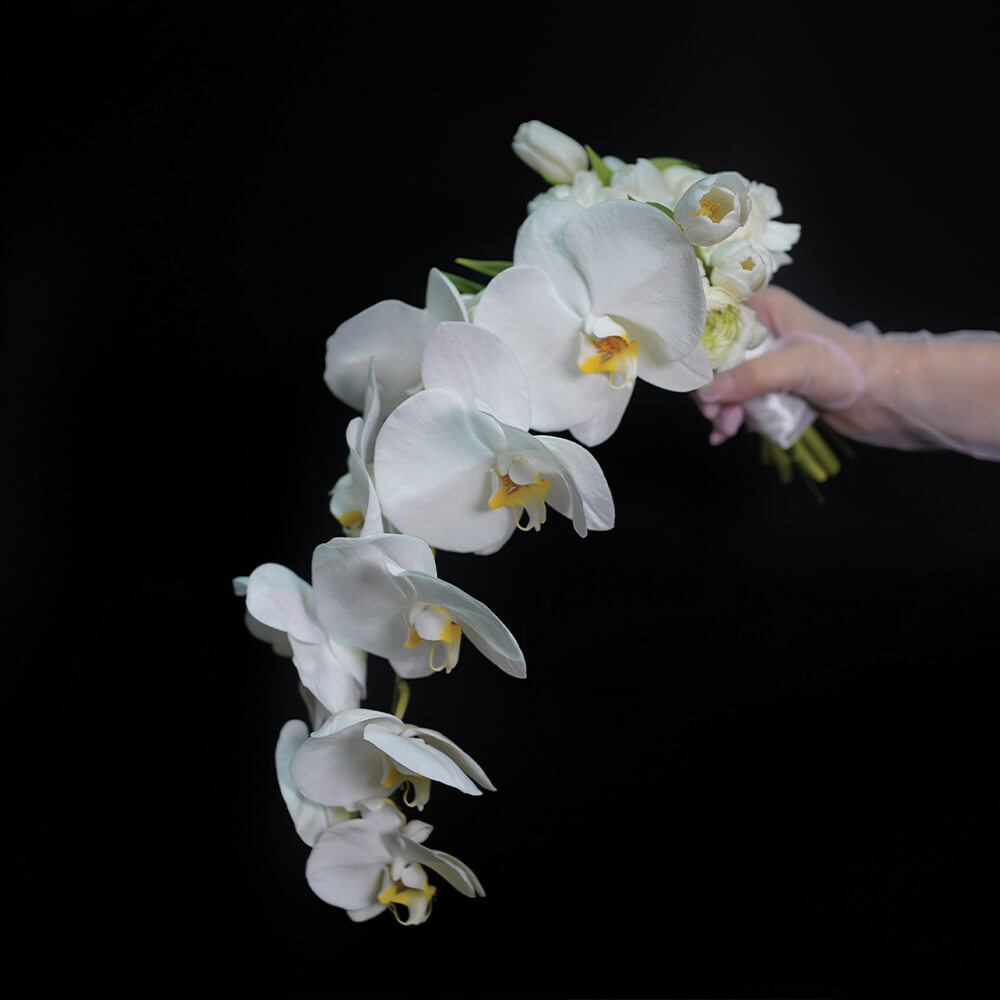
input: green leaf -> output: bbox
[644,199,675,221]
[454,258,514,278]
[441,271,485,295]
[585,144,613,187]
[648,156,700,171]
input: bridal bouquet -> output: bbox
[234,120,828,925]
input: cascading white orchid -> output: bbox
[289,707,495,812]
[372,320,614,555]
[238,119,815,926]
[311,530,526,679]
[234,563,367,718]
[471,197,710,446]
[305,800,484,925]
[324,267,468,418]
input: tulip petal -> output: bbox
[391,567,526,678]
[373,389,516,554]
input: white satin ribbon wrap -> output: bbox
[739,331,817,449]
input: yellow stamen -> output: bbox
[334,508,364,536]
[488,471,550,531]
[695,194,725,223]
[577,334,638,388]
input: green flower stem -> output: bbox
[799,425,841,477]
[391,677,410,721]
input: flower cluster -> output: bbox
[235,120,809,925]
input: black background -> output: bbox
[4,4,998,998]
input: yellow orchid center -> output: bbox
[577,314,638,388]
[403,604,462,672]
[334,508,364,536]
[378,873,437,926]
[488,467,550,532]
[380,760,432,808]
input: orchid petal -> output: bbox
[373,389,516,554]
[241,563,326,645]
[473,265,608,432]
[563,199,706,361]
[639,340,714,391]
[306,818,393,911]
[275,719,352,847]
[511,199,590,315]
[420,321,531,430]
[391,567,526,678]
[290,719,391,808]
[362,726,482,797]
[533,433,615,532]
[311,534,436,657]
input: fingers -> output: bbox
[748,285,845,341]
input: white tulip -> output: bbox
[674,171,752,246]
[512,120,589,184]
[707,238,774,300]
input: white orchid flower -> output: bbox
[311,531,526,679]
[512,119,589,184]
[472,198,709,446]
[372,321,614,554]
[323,268,468,416]
[673,170,753,247]
[289,707,494,813]
[276,719,355,847]
[305,800,484,924]
[233,563,367,717]
[706,238,774,300]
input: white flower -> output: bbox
[289,707,494,812]
[512,120,589,184]
[661,163,707,201]
[706,238,774,301]
[323,268,467,416]
[329,360,391,538]
[700,291,770,372]
[730,180,800,267]
[276,719,355,847]
[608,157,677,205]
[372,321,614,554]
[305,800,484,924]
[234,563,367,717]
[673,170,752,246]
[526,169,628,214]
[311,531,526,679]
[472,198,709,446]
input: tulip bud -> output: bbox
[512,120,588,184]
